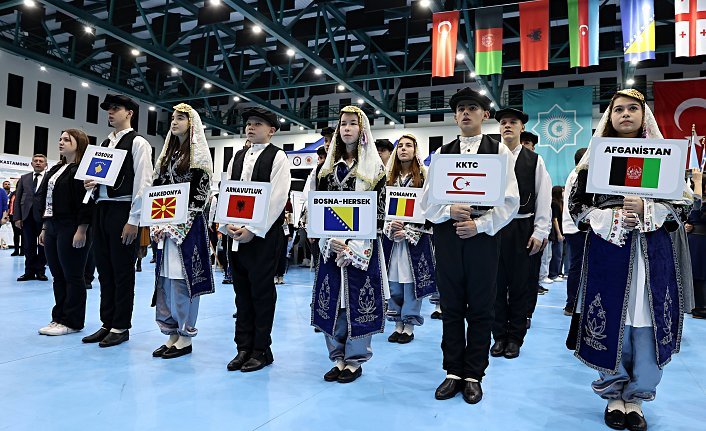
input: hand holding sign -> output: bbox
[384,187,425,223]
[427,154,507,206]
[75,145,128,203]
[140,183,190,226]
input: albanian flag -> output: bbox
[519,0,549,72]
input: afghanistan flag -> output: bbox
[432,11,460,78]
[621,0,655,62]
[324,206,359,231]
[151,197,177,220]
[609,157,661,188]
[519,0,549,72]
[475,7,503,75]
[227,195,255,219]
[388,198,415,217]
[568,0,600,67]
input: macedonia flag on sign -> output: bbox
[151,197,177,220]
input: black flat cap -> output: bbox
[449,87,492,111]
[520,132,539,144]
[494,108,529,124]
[375,139,394,151]
[242,107,280,131]
[321,127,335,137]
[100,94,139,112]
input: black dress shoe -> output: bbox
[337,366,362,383]
[604,407,627,430]
[324,366,343,382]
[10,251,19,256]
[526,318,532,329]
[240,349,274,372]
[430,311,442,320]
[36,274,48,281]
[490,340,507,357]
[82,327,110,343]
[625,412,647,431]
[387,331,401,343]
[397,332,414,344]
[462,381,483,404]
[227,351,251,371]
[152,345,170,357]
[504,342,520,359]
[435,378,462,400]
[17,274,35,282]
[99,330,129,347]
[692,308,706,319]
[162,344,192,359]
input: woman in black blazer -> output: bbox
[38,129,95,336]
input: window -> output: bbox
[283,143,294,151]
[223,147,233,172]
[7,73,23,108]
[34,126,49,156]
[147,109,157,136]
[36,81,51,114]
[429,136,444,155]
[430,90,445,122]
[538,82,554,89]
[3,121,21,154]
[86,94,99,124]
[209,148,215,171]
[568,80,584,87]
[663,72,683,80]
[405,92,418,124]
[316,100,329,129]
[88,135,97,146]
[63,88,77,119]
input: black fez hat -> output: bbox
[100,94,139,112]
[375,139,394,152]
[494,108,529,124]
[320,127,335,137]
[242,107,280,131]
[448,87,492,112]
[520,131,539,145]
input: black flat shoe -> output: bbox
[162,344,192,359]
[435,378,462,400]
[324,366,343,382]
[490,340,507,357]
[152,345,169,357]
[625,411,647,431]
[240,349,273,372]
[337,366,362,383]
[604,407,627,430]
[504,342,520,359]
[16,274,35,282]
[99,330,129,347]
[82,327,110,343]
[227,351,251,371]
[388,331,401,343]
[462,381,483,404]
[397,332,414,344]
[430,311,442,320]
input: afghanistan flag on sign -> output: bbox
[152,197,177,220]
[519,0,549,72]
[324,206,359,231]
[388,198,415,217]
[609,157,661,188]
[475,7,503,75]
[568,0,600,67]
[227,195,255,219]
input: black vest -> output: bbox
[101,130,137,198]
[230,144,285,227]
[440,136,499,212]
[514,146,538,215]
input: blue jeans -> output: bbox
[325,309,373,368]
[155,277,200,337]
[592,325,663,403]
[387,281,424,326]
[548,240,564,279]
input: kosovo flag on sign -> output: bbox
[324,207,359,231]
[88,157,112,179]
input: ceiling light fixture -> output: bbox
[252,25,262,34]
[148,106,156,111]
[81,82,89,88]
[24,0,36,7]
[357,98,364,104]
[170,67,178,74]
[456,53,465,60]
[479,89,487,95]
[204,82,212,89]
[286,49,295,57]
[233,96,241,102]
[84,26,93,34]
[420,0,430,7]
[131,48,140,56]
[337,85,345,91]
[279,118,286,123]
[469,71,476,78]
[626,78,635,86]
[314,68,323,75]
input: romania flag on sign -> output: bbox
[609,157,661,188]
[151,197,177,219]
[388,198,415,217]
[324,207,359,231]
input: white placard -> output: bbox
[427,154,507,206]
[215,180,272,229]
[140,183,190,226]
[586,138,688,200]
[74,145,128,186]
[384,186,426,223]
[307,191,378,239]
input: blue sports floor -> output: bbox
[1,250,704,431]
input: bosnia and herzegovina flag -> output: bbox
[475,7,503,75]
[388,198,415,217]
[620,0,655,62]
[609,157,661,188]
[324,207,359,231]
[568,0,600,67]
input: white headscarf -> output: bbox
[385,133,427,185]
[317,105,385,191]
[154,103,213,179]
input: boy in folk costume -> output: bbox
[382,134,437,344]
[421,87,519,404]
[223,108,291,373]
[568,89,692,431]
[150,104,214,359]
[312,105,388,384]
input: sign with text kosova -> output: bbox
[586,137,688,200]
[427,154,507,206]
[384,186,425,224]
[307,191,378,239]
[140,183,190,226]
[216,180,271,228]
[74,145,127,186]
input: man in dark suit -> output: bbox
[13,154,49,281]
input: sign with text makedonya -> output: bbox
[216,180,272,229]
[384,186,425,224]
[74,145,127,186]
[140,183,190,226]
[307,191,378,239]
[427,154,507,206]
[586,138,688,200]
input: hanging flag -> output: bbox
[675,0,706,57]
[609,156,661,188]
[475,7,503,75]
[432,11,459,78]
[568,0,600,67]
[688,125,701,169]
[620,0,655,62]
[653,78,706,163]
[519,0,550,72]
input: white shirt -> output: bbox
[421,135,520,235]
[160,238,184,279]
[96,128,154,226]
[32,170,45,192]
[208,195,218,223]
[388,240,413,284]
[220,143,291,238]
[562,170,580,235]
[510,144,552,241]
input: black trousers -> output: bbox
[526,251,542,318]
[93,201,136,330]
[434,220,501,381]
[21,216,46,276]
[492,218,533,345]
[10,216,22,254]
[229,225,284,353]
[44,219,90,330]
[84,244,96,285]
[564,232,587,311]
[694,280,706,310]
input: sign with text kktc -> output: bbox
[74,145,127,186]
[307,191,378,239]
[216,180,272,228]
[586,138,688,200]
[140,183,190,226]
[384,186,426,223]
[427,154,507,206]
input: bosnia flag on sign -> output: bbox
[324,206,359,231]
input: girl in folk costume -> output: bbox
[312,105,389,384]
[150,103,215,359]
[568,90,692,431]
[382,134,437,344]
